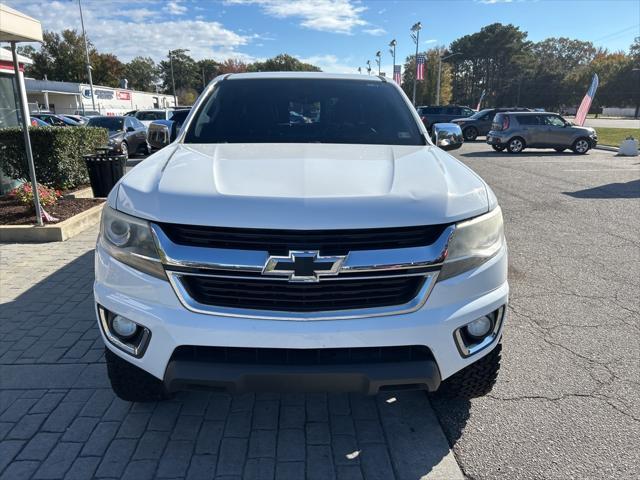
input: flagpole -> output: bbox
[411,22,422,106]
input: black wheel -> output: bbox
[571,137,590,154]
[554,147,566,153]
[463,127,478,142]
[491,145,505,152]
[506,137,525,153]
[105,348,169,402]
[120,141,129,159]
[436,342,502,399]
[142,142,151,155]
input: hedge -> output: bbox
[0,126,108,190]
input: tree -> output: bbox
[449,23,532,107]
[401,48,453,106]
[249,54,321,72]
[197,59,222,90]
[25,29,91,82]
[125,57,159,92]
[521,37,596,110]
[158,49,199,94]
[91,53,124,88]
[218,58,249,74]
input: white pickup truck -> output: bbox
[94,72,508,402]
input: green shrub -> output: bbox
[0,126,108,190]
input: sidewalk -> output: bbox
[0,226,463,480]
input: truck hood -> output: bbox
[115,143,489,229]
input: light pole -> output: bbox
[436,51,460,106]
[78,0,95,112]
[410,22,422,106]
[375,51,382,75]
[169,50,177,106]
[389,39,397,82]
[366,60,372,75]
[168,49,189,107]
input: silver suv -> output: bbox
[487,112,597,154]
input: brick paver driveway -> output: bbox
[0,227,462,480]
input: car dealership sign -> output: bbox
[82,88,114,100]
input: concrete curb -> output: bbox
[63,186,94,199]
[0,202,104,243]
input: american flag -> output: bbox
[416,54,426,81]
[393,65,401,84]
[574,74,599,126]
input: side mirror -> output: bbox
[431,123,464,151]
[126,126,135,132]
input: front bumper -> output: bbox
[94,243,508,393]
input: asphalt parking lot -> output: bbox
[1,142,638,479]
[440,142,639,479]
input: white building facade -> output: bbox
[26,79,176,116]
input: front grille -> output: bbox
[181,275,425,312]
[157,223,449,255]
[171,345,433,365]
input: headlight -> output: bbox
[99,206,165,279]
[440,206,505,280]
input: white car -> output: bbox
[95,72,508,402]
[133,109,175,129]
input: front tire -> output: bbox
[507,137,525,153]
[491,145,505,152]
[572,138,590,154]
[463,127,478,142]
[120,141,129,159]
[436,342,502,399]
[105,348,168,402]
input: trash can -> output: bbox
[84,149,127,198]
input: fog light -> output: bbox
[111,315,138,339]
[465,315,492,339]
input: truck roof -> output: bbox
[226,72,384,82]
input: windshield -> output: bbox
[136,111,165,121]
[87,117,124,131]
[469,109,492,120]
[184,78,423,145]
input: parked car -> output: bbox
[86,115,149,158]
[30,112,80,127]
[417,104,475,131]
[74,110,101,117]
[451,107,531,141]
[30,117,49,127]
[147,109,190,150]
[134,109,176,129]
[94,72,506,403]
[61,114,88,125]
[487,111,598,154]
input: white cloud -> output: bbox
[228,0,368,34]
[119,8,157,22]
[8,0,253,62]
[423,39,437,45]
[363,27,386,36]
[477,0,513,4]
[165,0,188,15]
[298,54,358,73]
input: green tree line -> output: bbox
[17,30,321,105]
[17,24,640,113]
[403,23,639,113]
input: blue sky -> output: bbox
[7,0,640,74]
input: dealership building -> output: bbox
[26,79,176,116]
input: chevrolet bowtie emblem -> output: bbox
[262,251,346,283]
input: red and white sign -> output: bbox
[116,91,131,100]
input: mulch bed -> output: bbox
[0,196,104,225]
